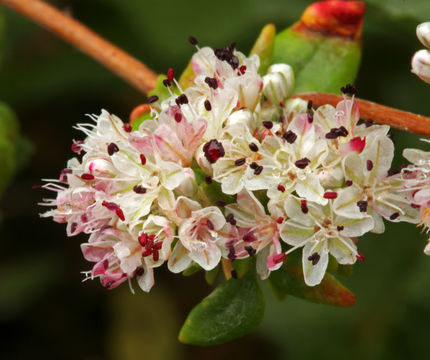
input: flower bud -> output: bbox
[411,49,430,84]
[263,64,295,105]
[283,98,308,123]
[417,22,430,49]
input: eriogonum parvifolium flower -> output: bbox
[40,39,430,290]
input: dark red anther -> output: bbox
[283,130,297,144]
[273,253,286,264]
[276,217,284,224]
[249,162,258,169]
[356,200,368,212]
[71,222,78,234]
[138,233,148,247]
[239,65,247,74]
[136,267,144,276]
[115,208,125,221]
[174,112,182,123]
[81,173,94,180]
[147,95,159,104]
[243,232,257,243]
[163,79,171,87]
[324,191,338,199]
[167,68,175,82]
[279,101,285,108]
[307,252,320,265]
[254,165,263,175]
[307,100,313,110]
[102,201,118,211]
[337,225,344,231]
[228,244,236,261]
[262,121,273,129]
[71,140,84,154]
[123,123,132,132]
[203,139,225,164]
[226,213,236,226]
[133,185,147,194]
[205,175,212,184]
[142,249,152,257]
[245,246,256,256]
[204,77,218,89]
[364,119,374,127]
[153,242,162,251]
[301,199,309,214]
[235,158,246,166]
[107,142,119,156]
[215,200,226,207]
[411,203,421,209]
[207,219,215,230]
[367,160,373,171]
[387,168,400,176]
[32,183,42,189]
[249,143,259,152]
[103,259,109,270]
[345,180,353,186]
[204,100,212,111]
[152,250,159,261]
[295,157,310,169]
[389,212,400,220]
[140,154,147,165]
[356,253,365,261]
[175,94,189,105]
[277,184,285,192]
[307,112,314,123]
[188,35,198,45]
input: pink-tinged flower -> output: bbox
[220,190,281,279]
[168,197,225,272]
[280,196,374,286]
[334,134,419,232]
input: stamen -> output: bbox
[301,199,309,214]
[276,217,284,224]
[204,77,218,89]
[188,35,198,45]
[138,233,148,247]
[263,121,273,129]
[205,175,213,184]
[277,184,285,192]
[364,119,374,127]
[307,112,314,123]
[389,212,400,220]
[81,173,94,180]
[345,180,353,186]
[136,267,144,276]
[337,225,344,231]
[249,143,259,152]
[250,162,258,169]
[167,68,175,82]
[140,154,147,165]
[245,246,256,256]
[228,244,236,260]
[254,165,263,175]
[307,100,313,110]
[243,232,257,242]
[123,123,132,132]
[133,185,147,194]
[234,158,246,166]
[324,191,338,199]
[203,139,225,163]
[175,94,189,105]
[356,200,368,212]
[204,100,212,111]
[107,142,119,156]
[174,112,182,123]
[207,219,215,230]
[307,252,320,265]
[147,95,159,104]
[367,160,373,171]
[295,157,310,169]
[215,200,226,207]
[356,253,365,261]
[273,253,286,264]
[226,213,236,226]
[283,130,297,144]
[163,79,171,87]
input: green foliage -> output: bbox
[269,264,356,307]
[273,29,361,94]
[250,23,276,75]
[179,265,264,345]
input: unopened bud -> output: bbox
[262,64,295,105]
[412,49,430,84]
[417,22,430,49]
[283,98,308,123]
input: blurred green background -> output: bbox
[1,0,430,359]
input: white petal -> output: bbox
[167,242,192,273]
[302,241,329,287]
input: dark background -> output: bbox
[1,0,430,359]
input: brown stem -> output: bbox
[0,0,158,94]
[292,92,430,137]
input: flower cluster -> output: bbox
[41,40,428,291]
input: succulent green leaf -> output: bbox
[273,29,361,94]
[250,23,276,75]
[269,264,356,307]
[178,265,265,345]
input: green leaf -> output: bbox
[272,1,364,93]
[269,264,356,307]
[179,265,265,345]
[204,265,219,285]
[250,23,276,75]
[232,257,251,278]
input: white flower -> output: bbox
[262,63,294,105]
[280,196,374,286]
